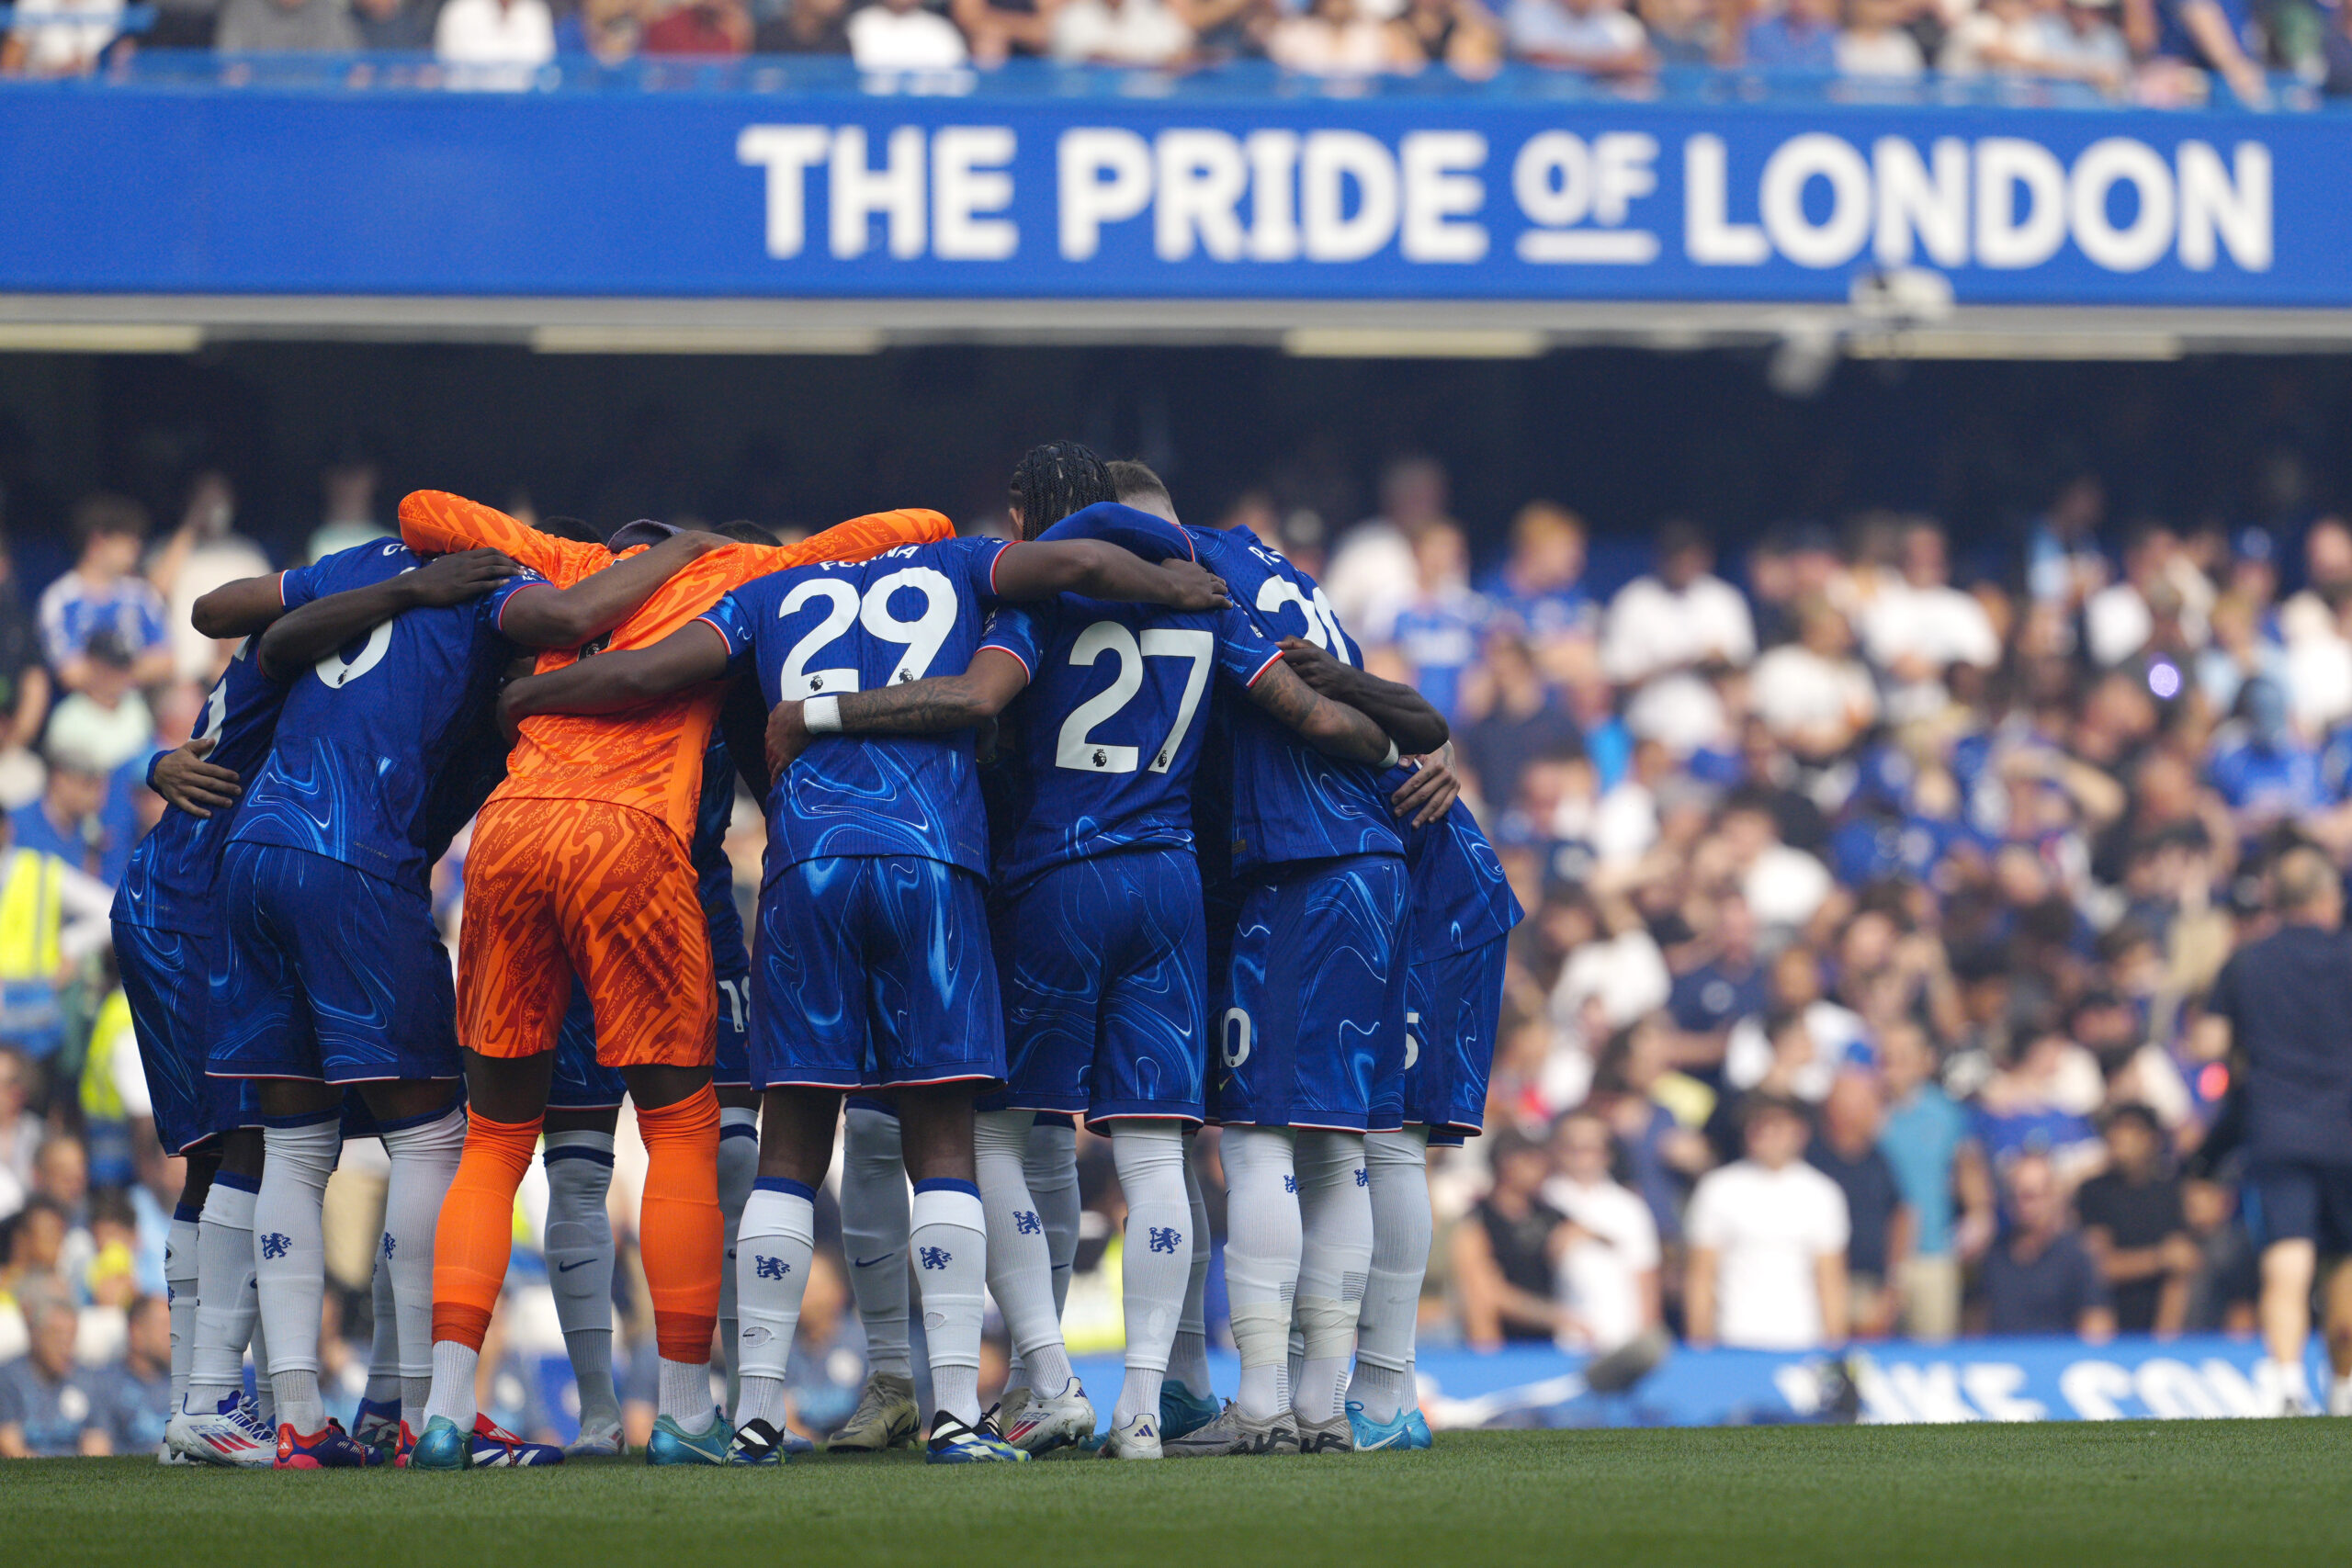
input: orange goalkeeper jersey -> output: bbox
[398,491,953,844]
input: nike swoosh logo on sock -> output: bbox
[557,1258,592,1272]
[853,1254,895,1268]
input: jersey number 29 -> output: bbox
[776,568,956,699]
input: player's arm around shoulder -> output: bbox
[495,618,735,740]
[255,547,522,682]
[498,528,729,650]
[990,538,1229,611]
[767,647,1034,777]
[1275,634,1451,754]
[773,507,956,572]
[398,490,605,583]
[1241,655,1398,769]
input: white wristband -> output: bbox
[805,694,842,734]
[1380,739,1401,769]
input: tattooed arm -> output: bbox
[1275,636,1450,754]
[1238,657,1395,767]
[766,648,1034,774]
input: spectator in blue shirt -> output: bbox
[0,1293,111,1457]
[2208,676,2329,832]
[100,1295,175,1458]
[36,496,172,696]
[1481,502,1598,665]
[12,750,109,881]
[1740,0,1839,67]
[1390,523,1491,725]
[1877,1022,1972,1341]
[2139,0,2272,107]
[1976,1153,2116,1338]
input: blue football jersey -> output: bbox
[694,731,745,948]
[978,590,1282,896]
[229,541,541,895]
[1191,530,1403,874]
[112,570,326,933]
[700,536,1012,879]
[1037,507,1403,875]
[1382,764,1523,957]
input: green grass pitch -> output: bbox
[7,1424,2350,1566]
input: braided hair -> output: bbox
[1008,442,1115,541]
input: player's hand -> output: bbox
[410,548,522,606]
[1277,637,1345,694]
[1391,757,1461,826]
[1159,558,1230,611]
[151,736,243,818]
[766,698,811,776]
[496,677,540,745]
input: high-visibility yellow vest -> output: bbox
[81,987,134,1124]
[0,846,65,981]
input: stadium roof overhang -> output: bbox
[5,297,2351,361]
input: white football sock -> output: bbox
[424,1339,480,1432]
[379,1102,465,1419]
[2331,1373,2352,1418]
[1112,1122,1191,1427]
[1293,1129,1372,1425]
[714,1107,759,1391]
[1221,1126,1302,1420]
[658,1358,718,1432]
[2267,1356,2314,1409]
[542,1132,620,1436]
[254,1115,341,1434]
[911,1179,989,1427]
[975,1110,1074,1393]
[1350,1126,1430,1424]
[166,1200,201,1415]
[364,1246,401,1409]
[250,1315,275,1427]
[1169,1148,1214,1395]
[1027,1118,1080,1321]
[733,1178,816,1431]
[190,1176,258,1403]
[840,1106,913,1379]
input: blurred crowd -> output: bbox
[9,0,2352,107]
[0,444,2341,1451]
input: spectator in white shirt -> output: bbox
[1858,520,1999,723]
[1602,522,1758,755]
[1751,598,1878,763]
[2085,523,2212,670]
[1504,0,1650,73]
[435,0,557,64]
[147,473,271,687]
[1835,0,1922,77]
[1685,1095,1851,1349]
[847,0,970,68]
[1,0,122,75]
[1051,0,1194,63]
[1270,0,1425,72]
[1542,1111,1662,1352]
[1324,456,1456,647]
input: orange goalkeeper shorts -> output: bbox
[457,797,716,1070]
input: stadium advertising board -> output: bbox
[5,88,2342,306]
[1052,1335,2331,1432]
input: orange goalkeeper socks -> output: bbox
[429,1111,540,1352]
[636,1085,723,1363]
